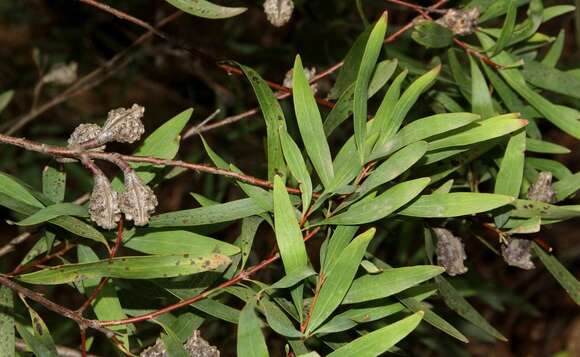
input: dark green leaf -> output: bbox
[531,243,580,305]
[237,301,269,357]
[399,193,514,217]
[42,165,66,203]
[553,172,580,202]
[492,0,517,55]
[470,57,495,118]
[523,60,580,100]
[280,129,312,214]
[16,203,87,226]
[411,21,454,48]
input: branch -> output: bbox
[0,133,314,198]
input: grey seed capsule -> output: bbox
[501,238,535,270]
[42,62,78,85]
[101,104,145,143]
[89,174,120,230]
[434,228,468,276]
[436,7,480,36]
[140,331,219,357]
[67,123,103,147]
[263,0,294,27]
[283,67,318,94]
[527,171,556,203]
[119,170,157,226]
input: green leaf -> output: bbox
[354,13,387,163]
[328,29,371,99]
[292,55,334,187]
[510,199,580,220]
[542,5,576,22]
[369,70,407,150]
[124,229,240,256]
[266,266,317,291]
[492,0,517,55]
[541,30,565,67]
[477,33,580,139]
[130,108,193,185]
[448,49,472,99]
[149,198,268,227]
[240,64,287,181]
[235,216,263,269]
[470,57,495,118]
[0,90,14,114]
[399,193,514,218]
[327,312,423,357]
[42,165,66,203]
[0,171,43,208]
[495,130,526,197]
[359,141,427,196]
[531,243,580,305]
[435,276,507,341]
[50,216,108,246]
[477,0,529,23]
[259,298,302,338]
[371,113,480,160]
[553,172,580,202]
[237,301,269,357]
[273,175,309,319]
[374,65,441,148]
[526,138,570,154]
[321,226,359,274]
[526,157,573,180]
[411,21,454,48]
[165,0,246,19]
[504,0,543,46]
[280,130,312,215]
[317,289,434,334]
[16,202,87,226]
[343,266,445,304]
[20,301,58,357]
[427,114,527,151]
[307,228,376,334]
[77,246,130,348]
[0,286,14,357]
[325,178,430,225]
[153,318,189,357]
[17,253,231,285]
[523,60,580,100]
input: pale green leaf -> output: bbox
[16,203,87,226]
[165,0,246,19]
[280,129,312,215]
[399,193,514,217]
[293,55,334,187]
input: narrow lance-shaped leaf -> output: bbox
[16,202,88,226]
[306,228,376,334]
[343,265,444,304]
[259,298,302,338]
[292,55,334,187]
[399,193,514,218]
[149,198,268,227]
[325,178,431,225]
[280,129,312,215]
[0,286,14,357]
[470,57,495,118]
[370,70,407,151]
[19,300,58,357]
[374,65,441,150]
[165,0,246,19]
[354,13,387,163]
[17,253,231,285]
[240,64,287,181]
[553,172,580,202]
[42,165,66,203]
[523,60,580,100]
[237,301,269,357]
[495,130,526,197]
[328,28,371,99]
[327,312,424,357]
[541,30,565,67]
[0,90,14,114]
[531,243,580,305]
[492,0,517,55]
[477,32,580,139]
[273,175,309,320]
[435,276,507,341]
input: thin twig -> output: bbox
[0,133,314,197]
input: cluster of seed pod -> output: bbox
[68,104,157,229]
[433,227,468,276]
[263,0,294,27]
[435,7,480,36]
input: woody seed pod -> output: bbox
[527,171,556,203]
[42,62,78,85]
[100,104,145,143]
[119,170,157,226]
[263,0,294,27]
[434,228,468,276]
[67,123,103,147]
[283,67,318,94]
[140,330,219,357]
[89,173,121,229]
[436,7,480,36]
[501,238,535,270]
